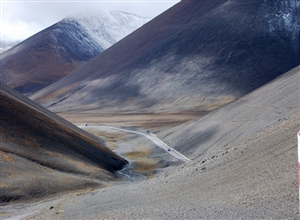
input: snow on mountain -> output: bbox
[31,0,300,114]
[63,10,150,51]
[262,0,300,35]
[0,10,150,94]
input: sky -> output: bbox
[1,0,180,43]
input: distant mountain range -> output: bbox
[0,11,149,94]
[31,0,300,114]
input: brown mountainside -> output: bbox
[0,82,127,203]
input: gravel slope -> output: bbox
[21,112,298,219]
[4,67,299,219]
[161,65,300,159]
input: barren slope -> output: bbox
[0,82,127,203]
[32,0,300,114]
[5,65,299,219]
[161,65,300,159]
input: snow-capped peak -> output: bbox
[63,10,150,50]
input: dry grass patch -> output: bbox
[87,131,129,151]
[0,152,16,163]
[125,146,152,159]
[125,146,161,178]
[132,158,160,174]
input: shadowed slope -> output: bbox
[0,82,127,203]
[32,0,299,114]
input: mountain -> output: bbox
[5,66,299,219]
[0,82,127,203]
[0,11,149,94]
[31,0,300,115]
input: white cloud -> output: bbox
[2,21,40,41]
[1,0,179,42]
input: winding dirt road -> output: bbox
[79,125,191,163]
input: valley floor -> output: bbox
[57,111,206,131]
[1,112,299,219]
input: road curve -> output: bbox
[79,125,191,163]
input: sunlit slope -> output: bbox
[0,82,127,203]
[32,0,299,114]
[160,65,300,158]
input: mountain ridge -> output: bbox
[0,81,128,203]
[0,10,149,94]
[31,0,300,114]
